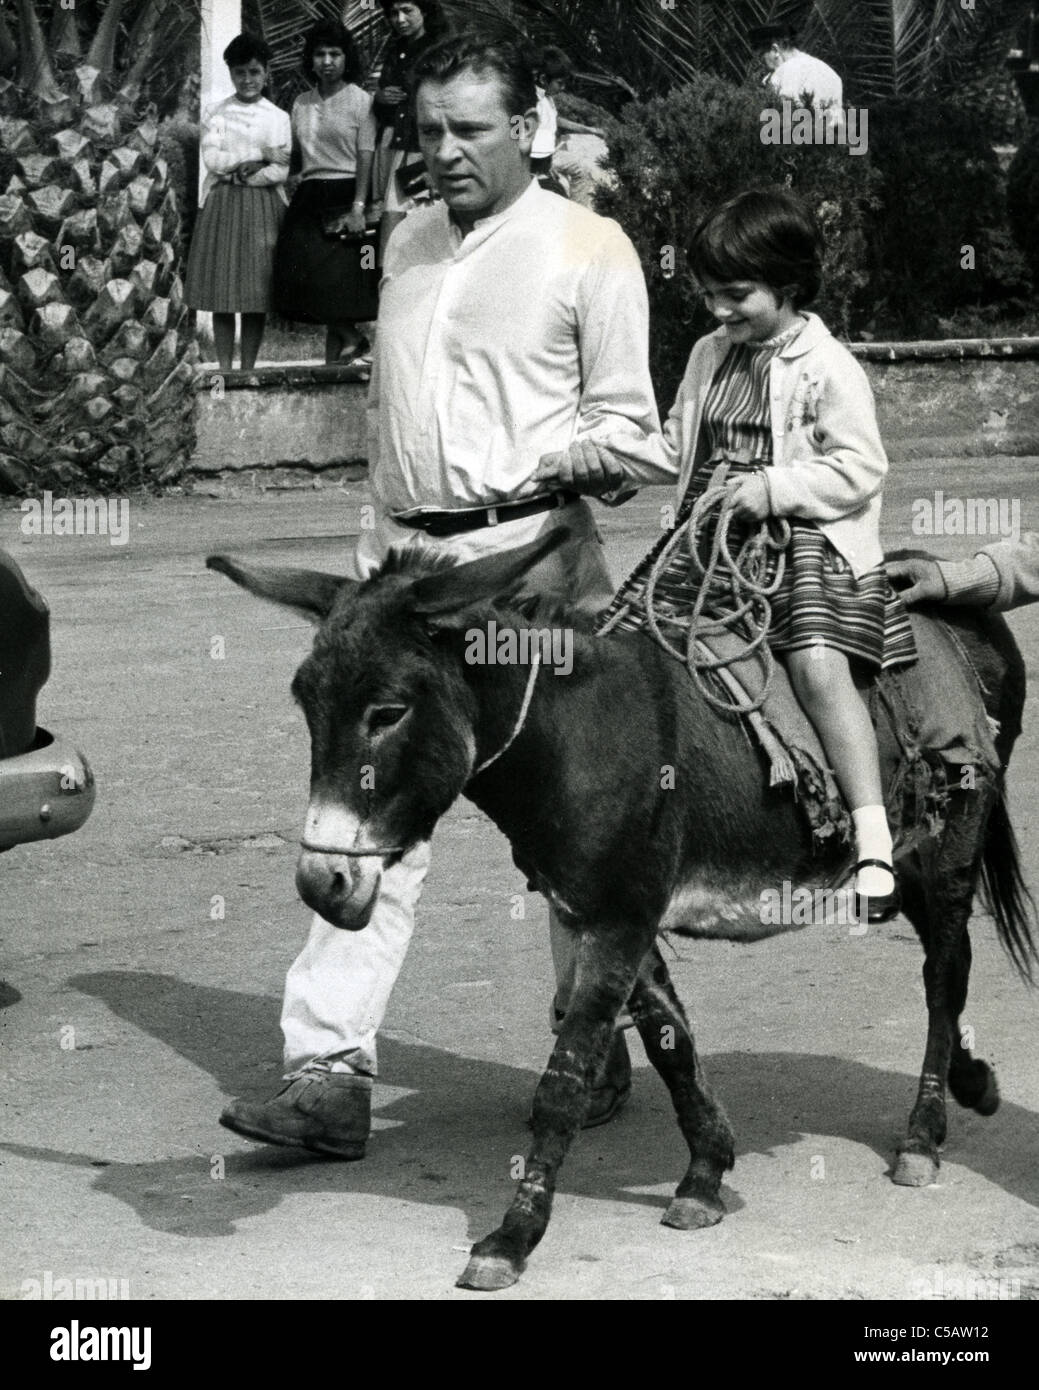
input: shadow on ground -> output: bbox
[1,969,1036,1244]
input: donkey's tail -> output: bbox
[980,787,1038,985]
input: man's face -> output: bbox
[416,71,536,227]
[763,42,783,72]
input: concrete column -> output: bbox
[196,0,242,357]
[199,0,241,127]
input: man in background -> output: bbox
[750,22,845,134]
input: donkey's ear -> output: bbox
[410,529,569,617]
[207,555,353,622]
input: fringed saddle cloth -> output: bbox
[596,508,1001,863]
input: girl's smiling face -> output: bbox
[698,277,799,344]
[229,59,267,102]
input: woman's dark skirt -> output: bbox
[272,177,379,325]
[184,182,285,313]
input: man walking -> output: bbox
[750,22,844,133]
[220,34,674,1158]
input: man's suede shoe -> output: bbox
[219,1072,371,1159]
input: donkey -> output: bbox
[208,531,1036,1291]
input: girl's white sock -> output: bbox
[851,804,895,896]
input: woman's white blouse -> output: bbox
[199,95,291,205]
[291,85,378,181]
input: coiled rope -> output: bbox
[602,462,791,716]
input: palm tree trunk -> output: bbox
[49,2,82,59]
[86,0,132,84]
[14,0,64,102]
[120,0,176,102]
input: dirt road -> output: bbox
[1,463,1038,1301]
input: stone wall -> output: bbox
[189,339,1039,490]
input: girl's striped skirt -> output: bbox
[601,460,917,672]
[185,183,285,314]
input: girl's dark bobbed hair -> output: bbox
[303,19,363,84]
[688,187,824,308]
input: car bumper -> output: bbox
[0,729,96,851]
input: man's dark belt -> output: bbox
[394,491,579,538]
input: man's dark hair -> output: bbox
[302,19,364,84]
[689,188,823,308]
[747,23,798,51]
[537,45,574,83]
[412,33,537,117]
[223,33,272,69]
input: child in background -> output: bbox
[540,189,916,922]
[185,34,290,371]
[531,46,604,194]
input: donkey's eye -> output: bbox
[366,703,408,732]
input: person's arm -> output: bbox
[346,98,378,230]
[199,103,238,177]
[887,533,1039,610]
[946,534,1039,610]
[242,106,291,186]
[551,227,676,493]
[372,46,407,116]
[556,115,605,137]
[763,352,887,521]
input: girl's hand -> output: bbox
[380,86,407,104]
[233,160,264,183]
[728,472,771,522]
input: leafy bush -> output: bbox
[595,73,881,409]
[1007,120,1039,284]
[864,98,1032,337]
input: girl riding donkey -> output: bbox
[540,188,916,921]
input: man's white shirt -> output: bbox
[367,179,667,519]
[766,50,844,131]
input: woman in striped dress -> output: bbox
[185,34,290,370]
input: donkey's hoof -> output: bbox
[456,1254,522,1292]
[950,1059,1000,1116]
[661,1195,725,1230]
[973,1072,1000,1117]
[892,1150,939,1187]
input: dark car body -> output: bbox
[0,549,95,851]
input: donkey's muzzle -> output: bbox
[295,849,383,930]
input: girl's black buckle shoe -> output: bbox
[852,857,902,924]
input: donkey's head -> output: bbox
[207,531,566,929]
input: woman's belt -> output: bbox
[394,492,579,538]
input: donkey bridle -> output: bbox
[298,650,545,858]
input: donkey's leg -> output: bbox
[894,794,991,1186]
[628,943,734,1230]
[946,931,1000,1116]
[456,924,653,1293]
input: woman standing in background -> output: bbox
[185,34,290,371]
[273,19,380,366]
[372,0,448,257]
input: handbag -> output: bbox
[322,212,379,241]
[394,157,435,203]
